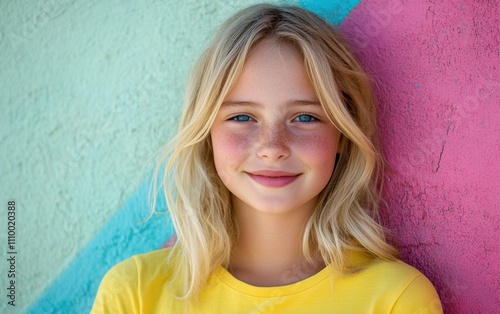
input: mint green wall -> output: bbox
[0,1,266,311]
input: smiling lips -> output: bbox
[246,170,300,188]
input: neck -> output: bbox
[228,198,324,286]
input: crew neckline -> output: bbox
[213,265,332,298]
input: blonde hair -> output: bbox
[153,3,398,299]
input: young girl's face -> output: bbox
[210,39,339,216]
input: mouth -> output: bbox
[246,170,300,188]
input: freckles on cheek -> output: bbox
[212,130,249,180]
[213,132,246,158]
[297,133,338,163]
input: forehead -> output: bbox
[223,39,317,103]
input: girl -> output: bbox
[93,4,442,313]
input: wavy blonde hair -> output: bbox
[153,3,398,299]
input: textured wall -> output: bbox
[0,0,497,313]
[342,1,499,313]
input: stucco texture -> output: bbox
[342,1,499,313]
[0,0,497,313]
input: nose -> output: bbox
[256,121,291,161]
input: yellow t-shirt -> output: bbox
[91,248,442,313]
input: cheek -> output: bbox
[296,131,338,171]
[211,128,250,179]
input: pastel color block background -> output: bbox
[0,0,497,313]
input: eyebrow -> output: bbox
[221,99,321,108]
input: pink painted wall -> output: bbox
[342,1,499,313]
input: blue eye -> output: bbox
[294,114,316,122]
[230,115,252,122]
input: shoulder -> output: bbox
[91,248,176,313]
[122,247,174,274]
[353,258,443,313]
[383,260,442,313]
[101,248,173,287]
[361,258,426,284]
